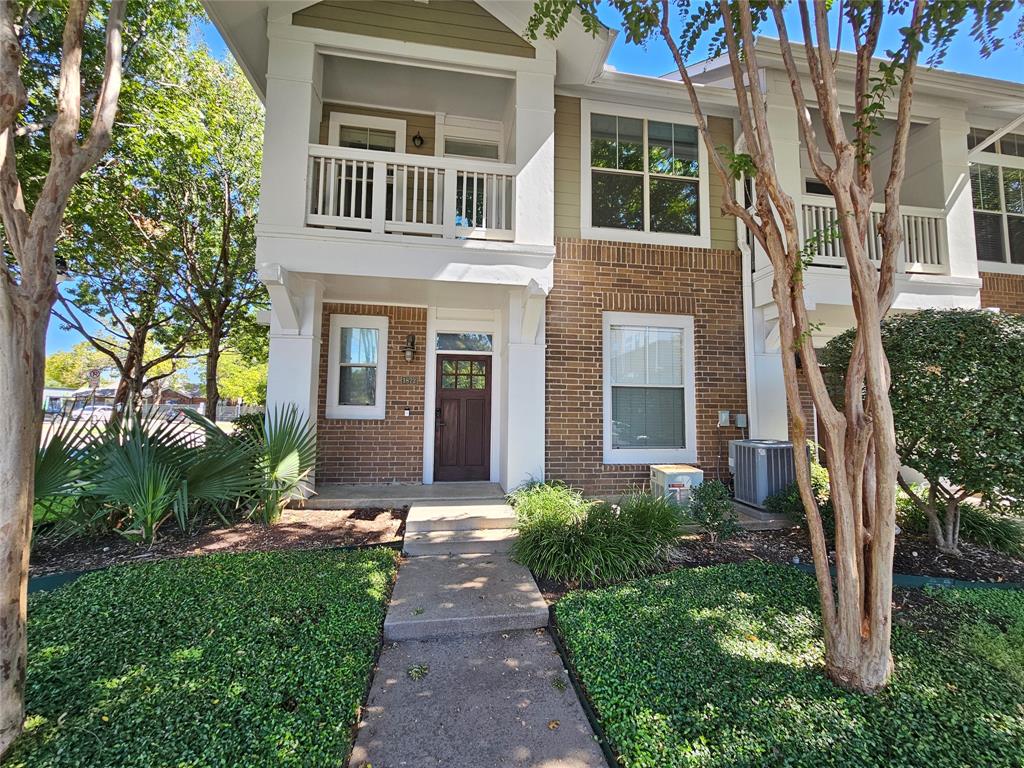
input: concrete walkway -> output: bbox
[350,494,605,767]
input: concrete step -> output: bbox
[383,554,548,641]
[406,500,517,533]
[403,527,517,556]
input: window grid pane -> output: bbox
[971,164,1003,212]
[339,327,378,365]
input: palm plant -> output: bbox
[34,411,99,526]
[251,406,316,524]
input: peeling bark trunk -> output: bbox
[0,284,50,753]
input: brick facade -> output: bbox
[545,237,748,497]
[316,303,427,484]
[980,271,1024,315]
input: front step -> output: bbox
[383,554,547,640]
[406,500,516,533]
[403,527,517,556]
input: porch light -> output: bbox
[402,334,417,362]
[412,131,424,148]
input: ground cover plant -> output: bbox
[5,547,398,767]
[554,561,1024,768]
[510,482,684,587]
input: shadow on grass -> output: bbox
[555,561,1024,768]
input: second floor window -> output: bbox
[589,113,701,237]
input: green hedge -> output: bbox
[7,548,398,768]
[555,561,1024,767]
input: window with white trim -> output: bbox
[969,130,1024,266]
[602,312,697,465]
[588,112,701,237]
[326,315,388,420]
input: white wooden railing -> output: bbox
[801,196,947,274]
[307,145,515,242]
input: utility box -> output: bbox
[732,439,796,509]
[650,464,704,506]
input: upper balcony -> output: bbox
[254,17,557,291]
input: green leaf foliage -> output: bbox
[6,548,398,768]
[554,561,1024,767]
[685,480,739,542]
[820,310,1024,506]
[509,482,684,586]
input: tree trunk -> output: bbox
[0,289,50,753]
[932,497,961,555]
[205,327,221,420]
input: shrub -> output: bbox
[7,548,398,768]
[764,460,833,534]
[821,309,1024,554]
[685,480,739,542]
[510,482,684,587]
[230,411,265,442]
[897,494,1024,558]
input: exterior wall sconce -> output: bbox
[402,334,417,362]
[411,131,425,148]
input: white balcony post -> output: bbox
[935,117,980,280]
[442,168,458,239]
[762,71,804,273]
[260,37,322,230]
[514,70,554,246]
[371,161,388,234]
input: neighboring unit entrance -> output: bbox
[434,355,491,481]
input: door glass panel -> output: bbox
[441,374,457,389]
[457,360,472,374]
[442,359,456,374]
[437,333,493,352]
[471,375,486,389]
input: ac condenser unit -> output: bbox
[732,439,796,509]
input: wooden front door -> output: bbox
[434,355,491,481]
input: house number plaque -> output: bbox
[400,376,419,385]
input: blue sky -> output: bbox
[46,6,1023,354]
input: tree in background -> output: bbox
[217,351,267,406]
[528,0,1020,692]
[45,339,112,388]
[156,49,265,417]
[822,309,1024,554]
[0,0,195,751]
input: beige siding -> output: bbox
[707,116,736,251]
[320,104,435,156]
[294,1,535,59]
[552,99,738,249]
[554,95,581,237]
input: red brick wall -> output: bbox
[316,303,427,485]
[545,238,748,497]
[980,272,1024,315]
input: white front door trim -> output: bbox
[422,308,503,484]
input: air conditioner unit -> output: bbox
[650,464,704,506]
[732,440,796,509]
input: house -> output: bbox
[205,1,1024,496]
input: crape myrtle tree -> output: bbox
[822,309,1024,554]
[0,0,192,753]
[527,0,1020,693]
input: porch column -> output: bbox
[501,284,546,490]
[935,117,980,281]
[750,305,790,440]
[260,37,322,230]
[265,272,323,427]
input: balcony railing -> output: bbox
[306,145,515,242]
[801,196,947,274]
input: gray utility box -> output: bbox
[731,439,796,509]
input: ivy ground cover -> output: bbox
[554,561,1024,768]
[7,547,398,767]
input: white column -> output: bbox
[259,37,322,230]
[513,70,555,247]
[266,277,323,426]
[750,306,790,440]
[501,287,546,489]
[936,117,980,280]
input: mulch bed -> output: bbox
[536,527,1024,602]
[30,507,407,577]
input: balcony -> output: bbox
[800,196,947,274]
[306,145,516,242]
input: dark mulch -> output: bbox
[536,527,1024,602]
[668,527,1024,583]
[30,507,407,577]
